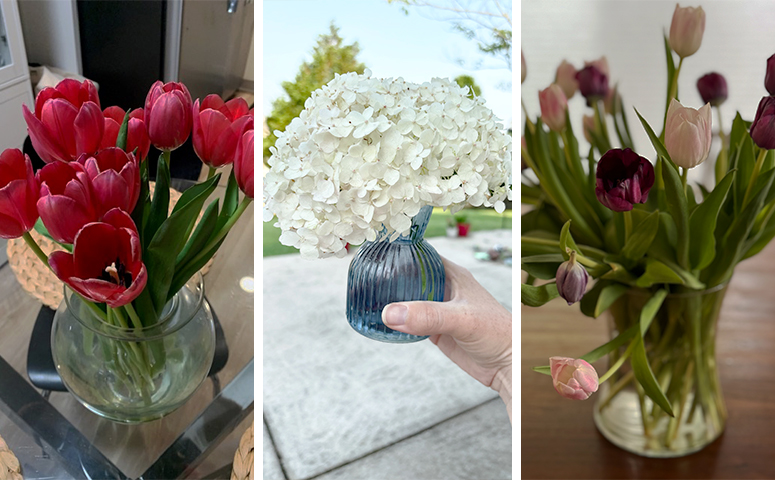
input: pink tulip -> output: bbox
[550,357,599,400]
[192,95,253,168]
[77,148,140,218]
[234,129,254,198]
[664,99,712,169]
[584,56,609,79]
[22,79,104,163]
[101,107,151,161]
[0,149,39,239]
[144,81,193,151]
[554,60,578,100]
[37,161,98,244]
[538,84,567,133]
[669,4,705,59]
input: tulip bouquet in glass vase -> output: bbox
[0,78,254,422]
[263,70,511,343]
[522,4,775,456]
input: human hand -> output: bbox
[381,256,512,421]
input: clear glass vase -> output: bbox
[51,273,216,424]
[346,205,445,343]
[593,284,728,457]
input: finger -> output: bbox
[382,300,477,339]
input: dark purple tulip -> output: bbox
[765,54,775,96]
[750,96,775,150]
[556,252,589,306]
[697,72,728,106]
[575,65,609,106]
[595,148,655,212]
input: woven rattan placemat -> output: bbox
[231,421,254,480]
[0,434,22,480]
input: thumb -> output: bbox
[382,301,458,338]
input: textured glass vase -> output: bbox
[594,284,728,457]
[51,273,215,424]
[346,205,445,343]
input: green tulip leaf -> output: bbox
[732,135,755,214]
[521,254,564,280]
[521,282,559,307]
[621,210,660,261]
[131,158,151,246]
[689,170,735,270]
[559,220,579,260]
[116,109,130,151]
[659,156,690,269]
[532,366,551,376]
[143,154,170,248]
[218,169,241,231]
[635,108,674,170]
[176,198,220,268]
[168,237,226,300]
[594,282,629,318]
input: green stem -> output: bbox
[598,340,635,384]
[207,166,217,180]
[681,167,688,196]
[661,57,683,141]
[22,231,49,266]
[623,210,633,244]
[124,303,145,330]
[592,101,611,152]
[742,149,768,209]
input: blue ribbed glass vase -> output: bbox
[346,205,445,343]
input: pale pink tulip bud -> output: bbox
[555,60,578,99]
[538,84,567,133]
[669,4,705,59]
[603,86,621,115]
[664,99,712,169]
[584,56,609,79]
[555,250,589,305]
[521,50,527,84]
[550,357,599,400]
[582,115,596,143]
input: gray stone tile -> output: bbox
[0,239,7,266]
[263,231,511,480]
[264,420,286,480]
[315,399,512,480]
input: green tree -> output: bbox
[264,23,367,161]
[454,74,481,98]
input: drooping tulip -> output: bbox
[192,95,253,168]
[555,251,589,306]
[554,60,578,99]
[538,84,568,133]
[0,149,39,239]
[234,129,254,198]
[48,208,147,308]
[575,65,608,106]
[37,161,98,244]
[77,148,140,217]
[521,50,527,84]
[664,99,712,169]
[765,54,775,96]
[101,107,151,161]
[750,96,775,150]
[144,81,193,151]
[550,357,599,400]
[22,78,104,163]
[669,4,705,59]
[696,73,728,107]
[595,148,655,212]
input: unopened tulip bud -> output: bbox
[582,115,596,143]
[664,99,712,169]
[538,84,568,133]
[669,4,705,59]
[521,50,527,84]
[750,96,775,150]
[765,54,775,96]
[556,251,589,305]
[697,73,728,107]
[550,357,599,400]
[555,60,578,99]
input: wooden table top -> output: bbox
[521,240,775,479]
[0,170,254,479]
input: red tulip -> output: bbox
[49,208,147,308]
[192,95,253,168]
[22,79,103,163]
[101,106,151,161]
[595,148,655,212]
[77,148,140,217]
[234,129,254,198]
[37,161,98,244]
[144,81,193,151]
[0,149,39,239]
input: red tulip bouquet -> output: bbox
[1,78,254,402]
[521,4,775,456]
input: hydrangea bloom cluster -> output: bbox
[263,70,512,259]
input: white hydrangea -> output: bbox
[263,69,512,259]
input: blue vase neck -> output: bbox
[377,205,433,244]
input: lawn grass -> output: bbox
[263,208,512,257]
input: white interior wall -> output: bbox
[17,0,81,75]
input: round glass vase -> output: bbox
[593,283,728,457]
[346,205,445,343]
[51,273,216,424]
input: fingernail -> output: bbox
[383,304,408,326]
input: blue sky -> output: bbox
[262,0,512,128]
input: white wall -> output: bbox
[522,0,775,186]
[17,0,81,74]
